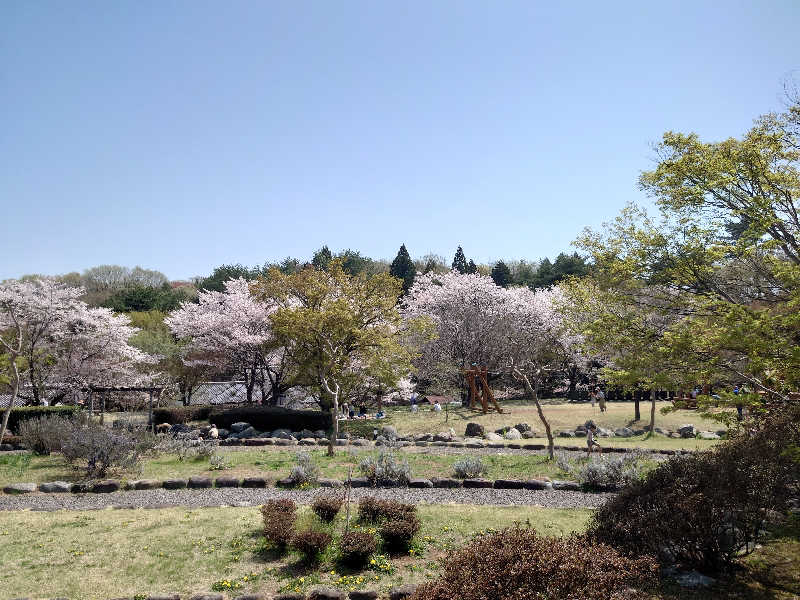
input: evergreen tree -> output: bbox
[491,261,512,287]
[389,244,416,293]
[466,259,478,274]
[533,258,555,288]
[312,246,333,271]
[452,246,468,274]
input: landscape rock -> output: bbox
[189,594,224,600]
[673,570,717,588]
[308,585,346,600]
[494,479,525,489]
[216,428,230,438]
[236,595,268,600]
[504,428,522,440]
[299,438,318,446]
[349,591,379,600]
[413,433,433,442]
[349,477,370,487]
[380,425,398,439]
[484,432,503,442]
[559,431,577,438]
[614,427,634,438]
[433,431,454,442]
[39,481,73,493]
[272,594,303,600]
[314,429,327,439]
[188,476,212,489]
[464,439,485,448]
[3,482,37,494]
[654,427,671,436]
[214,476,240,487]
[91,480,121,493]
[678,424,697,438]
[162,479,188,490]
[230,422,250,433]
[237,426,259,439]
[335,439,348,446]
[132,479,161,490]
[276,438,298,446]
[523,479,551,490]
[464,422,485,437]
[463,478,493,488]
[514,422,531,433]
[597,427,614,437]
[272,429,294,439]
[414,441,428,447]
[522,430,536,439]
[698,431,720,440]
[552,480,581,491]
[318,478,344,488]
[242,476,267,488]
[276,477,295,488]
[431,477,462,488]
[573,430,587,437]
[147,595,180,600]
[389,584,419,600]
[409,478,434,488]
[351,438,371,446]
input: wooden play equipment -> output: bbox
[463,366,503,414]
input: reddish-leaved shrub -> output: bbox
[291,529,332,562]
[410,527,658,600]
[380,515,421,552]
[312,495,343,523]
[339,530,378,567]
[358,496,416,523]
[261,499,297,550]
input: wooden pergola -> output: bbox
[86,386,165,432]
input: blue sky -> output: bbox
[2,1,799,280]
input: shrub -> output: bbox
[288,451,320,485]
[17,414,73,455]
[209,405,330,432]
[411,527,658,600]
[6,406,80,434]
[359,450,411,486]
[152,405,212,425]
[261,499,297,550]
[380,515,420,553]
[339,530,378,567]
[291,529,332,562]
[312,495,343,522]
[557,451,648,491]
[358,496,416,523]
[60,422,155,478]
[209,453,230,470]
[452,456,487,479]
[587,408,800,572]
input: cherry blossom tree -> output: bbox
[0,278,152,440]
[165,278,291,404]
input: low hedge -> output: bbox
[152,405,213,425]
[5,406,80,434]
[209,405,330,432]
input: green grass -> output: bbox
[0,504,591,599]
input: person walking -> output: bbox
[597,388,606,412]
[586,424,602,457]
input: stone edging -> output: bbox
[2,475,591,495]
[7,583,418,600]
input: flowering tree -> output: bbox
[0,278,151,440]
[165,278,291,404]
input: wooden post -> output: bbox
[100,393,105,425]
[89,389,94,417]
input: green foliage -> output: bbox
[451,246,467,274]
[490,261,512,287]
[389,244,416,293]
[465,259,477,274]
[152,405,212,425]
[198,263,265,292]
[208,405,330,432]
[312,245,333,271]
[102,284,188,313]
[5,406,80,435]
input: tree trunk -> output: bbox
[0,359,21,442]
[245,366,256,403]
[321,379,340,458]
[514,369,554,460]
[634,393,641,421]
[648,388,656,437]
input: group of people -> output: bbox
[339,403,386,420]
[409,393,442,413]
[589,387,606,412]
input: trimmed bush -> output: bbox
[587,408,800,572]
[17,414,74,455]
[291,529,332,562]
[359,450,411,486]
[60,421,155,478]
[209,405,330,432]
[312,495,343,522]
[557,450,648,491]
[339,530,378,567]
[358,496,416,523]
[152,405,212,425]
[380,515,420,553]
[452,456,487,479]
[261,499,297,551]
[6,406,79,434]
[411,527,658,600]
[288,451,320,485]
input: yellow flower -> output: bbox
[370,559,376,564]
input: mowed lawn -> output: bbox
[0,504,591,599]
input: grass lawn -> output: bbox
[0,504,591,599]
[376,399,726,449]
[1,447,595,486]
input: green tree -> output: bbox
[389,244,416,293]
[491,261,512,287]
[312,246,333,271]
[452,246,467,274]
[252,261,431,455]
[198,264,259,292]
[103,284,188,313]
[466,259,478,274]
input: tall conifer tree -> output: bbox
[452,246,467,274]
[390,244,416,293]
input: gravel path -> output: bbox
[0,487,613,512]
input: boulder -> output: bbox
[351,438,371,446]
[552,480,581,491]
[484,431,503,442]
[298,429,315,439]
[380,425,398,439]
[654,427,671,436]
[559,431,577,438]
[573,430,587,437]
[349,591,379,600]
[673,570,717,588]
[433,431,454,442]
[464,439,485,448]
[463,478,493,488]
[504,428,522,440]
[91,480,121,493]
[697,431,720,440]
[335,439,348,446]
[409,478,433,488]
[237,426,259,439]
[389,585,419,600]
[522,430,536,439]
[216,428,230,438]
[318,478,344,488]
[414,441,429,447]
[514,422,531,433]
[597,427,614,437]
[669,432,682,439]
[276,477,295,488]
[507,443,522,449]
[523,479,551,490]
[242,477,267,488]
[493,479,525,489]
[275,439,297,446]
[272,428,294,439]
[272,594,304,600]
[162,479,188,490]
[230,422,250,433]
[614,427,634,438]
[314,429,327,439]
[308,587,346,600]
[188,476,212,489]
[237,595,268,600]
[431,477,462,488]
[3,482,36,494]
[132,479,162,490]
[678,424,697,438]
[633,429,646,436]
[464,422,485,437]
[147,595,180,600]
[189,595,224,600]
[349,476,370,487]
[413,433,433,442]
[298,438,318,446]
[39,481,73,493]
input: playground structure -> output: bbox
[463,366,503,414]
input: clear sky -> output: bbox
[2,1,799,281]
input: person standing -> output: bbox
[597,388,606,412]
[586,424,602,456]
[590,388,596,408]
